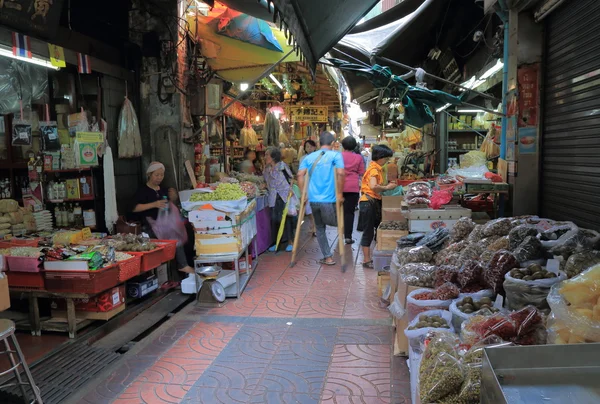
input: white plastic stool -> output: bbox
[0,319,43,404]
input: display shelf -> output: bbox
[224,260,258,298]
[47,197,95,203]
[45,168,93,173]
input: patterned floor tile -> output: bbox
[282,326,338,346]
[214,338,279,363]
[182,387,252,403]
[138,356,212,385]
[258,364,327,395]
[271,343,333,367]
[162,335,229,360]
[192,362,268,390]
[323,367,392,398]
[184,322,241,340]
[113,382,190,404]
[320,394,392,404]
[231,324,289,343]
[330,345,391,368]
[335,326,394,345]
[297,294,346,318]
[250,389,320,404]
[251,290,306,317]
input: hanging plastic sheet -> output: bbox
[0,58,48,115]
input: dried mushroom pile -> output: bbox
[103,234,157,252]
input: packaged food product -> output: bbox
[449,295,498,331]
[457,261,484,288]
[504,265,566,310]
[508,224,538,251]
[434,282,461,300]
[546,265,600,343]
[467,225,485,243]
[484,250,518,294]
[451,217,476,242]
[458,244,484,265]
[417,227,450,253]
[482,218,513,237]
[399,263,437,287]
[404,245,433,263]
[397,233,426,248]
[434,265,459,288]
[434,250,461,266]
[487,236,509,252]
[549,228,600,259]
[418,330,463,403]
[406,288,453,321]
[564,250,600,279]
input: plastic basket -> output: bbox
[6,256,42,273]
[44,265,120,294]
[117,255,142,282]
[9,238,41,247]
[7,272,45,290]
[130,247,164,272]
[153,240,177,262]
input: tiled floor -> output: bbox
[78,223,411,404]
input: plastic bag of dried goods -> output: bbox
[399,263,437,288]
[406,289,453,321]
[504,266,566,310]
[418,332,464,403]
[118,98,142,158]
[405,309,454,353]
[537,221,579,249]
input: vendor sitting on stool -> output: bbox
[132,161,195,275]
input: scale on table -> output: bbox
[195,265,227,306]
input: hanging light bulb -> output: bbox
[240,83,249,91]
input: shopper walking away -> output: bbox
[132,161,195,275]
[297,132,345,266]
[341,136,365,245]
[357,145,397,269]
[264,147,299,252]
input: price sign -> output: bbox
[81,227,92,240]
[288,106,328,123]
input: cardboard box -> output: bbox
[52,304,125,321]
[382,208,407,222]
[128,276,159,299]
[382,195,404,209]
[393,273,428,357]
[52,286,125,312]
[377,223,408,251]
[0,274,10,311]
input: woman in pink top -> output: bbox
[341,136,365,244]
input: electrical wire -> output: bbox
[435,0,452,45]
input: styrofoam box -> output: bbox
[373,248,394,272]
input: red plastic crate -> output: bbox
[153,240,177,262]
[6,256,42,273]
[129,247,164,272]
[9,238,41,247]
[44,265,120,294]
[117,255,141,282]
[7,272,45,290]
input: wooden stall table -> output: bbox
[9,289,105,339]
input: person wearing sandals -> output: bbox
[341,136,365,245]
[357,145,397,269]
[298,132,345,266]
[264,147,299,252]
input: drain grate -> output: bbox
[0,343,120,404]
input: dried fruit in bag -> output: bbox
[405,246,433,263]
[513,235,543,263]
[488,236,510,252]
[435,265,459,287]
[419,331,463,403]
[433,282,461,300]
[509,306,543,336]
[467,224,485,243]
[484,250,518,293]
[458,261,484,288]
[458,244,483,265]
[478,236,500,249]
[564,251,600,279]
[399,263,437,287]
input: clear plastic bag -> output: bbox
[459,151,487,168]
[417,227,450,253]
[467,224,485,243]
[484,250,519,293]
[448,164,489,179]
[406,311,454,356]
[451,217,476,242]
[117,98,142,158]
[12,120,32,146]
[564,250,600,279]
[434,265,459,288]
[550,229,600,260]
[406,288,453,321]
[509,224,540,250]
[388,291,405,320]
[482,218,513,237]
[546,265,600,342]
[458,261,484,288]
[513,235,543,263]
[477,236,501,250]
[458,244,484,265]
[503,269,566,310]
[418,331,464,403]
[488,236,509,252]
[399,263,437,288]
[405,246,433,264]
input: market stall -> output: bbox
[383,212,600,403]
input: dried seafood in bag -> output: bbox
[117,98,142,158]
[513,235,543,263]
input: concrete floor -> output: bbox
[73,222,411,404]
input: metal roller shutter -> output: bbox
[541,0,600,230]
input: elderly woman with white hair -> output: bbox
[133,161,195,274]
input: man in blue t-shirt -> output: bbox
[298,132,345,265]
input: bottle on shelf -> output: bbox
[67,203,75,226]
[58,181,67,200]
[47,180,56,201]
[74,203,83,227]
[54,205,61,227]
[60,203,68,227]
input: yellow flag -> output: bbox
[48,44,66,68]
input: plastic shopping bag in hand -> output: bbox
[147,202,188,246]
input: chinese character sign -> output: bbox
[518,64,540,127]
[287,106,328,123]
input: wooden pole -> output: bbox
[290,172,309,267]
[334,168,346,269]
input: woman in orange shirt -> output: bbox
[357,144,397,268]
